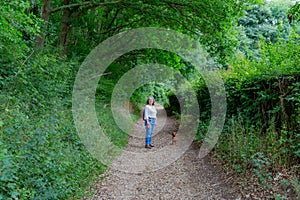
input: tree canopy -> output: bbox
[1,1,300,199]
[35,0,261,61]
[237,0,295,59]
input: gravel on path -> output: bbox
[83,105,240,199]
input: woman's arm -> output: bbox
[144,106,150,125]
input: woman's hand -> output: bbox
[147,122,150,128]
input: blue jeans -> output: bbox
[145,118,156,145]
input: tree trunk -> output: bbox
[35,0,51,48]
[35,0,123,50]
[58,0,71,56]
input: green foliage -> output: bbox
[251,152,272,187]
[0,0,41,79]
[0,98,104,200]
[42,0,263,65]
[2,0,299,199]
[3,50,76,115]
[237,0,294,60]
[95,97,129,149]
[216,115,298,169]
[164,91,181,116]
[195,23,300,195]
[288,1,300,22]
[290,177,300,199]
[0,52,106,199]
[224,29,300,135]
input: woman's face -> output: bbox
[148,98,154,105]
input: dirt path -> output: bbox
[83,105,240,199]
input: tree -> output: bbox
[236,0,294,60]
[35,0,123,49]
[287,1,300,23]
[35,0,261,63]
[0,0,41,86]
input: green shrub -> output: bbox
[195,27,300,184]
[0,98,104,199]
[0,53,108,199]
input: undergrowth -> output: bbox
[195,30,300,198]
[0,54,128,199]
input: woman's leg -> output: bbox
[145,122,151,145]
[149,119,156,145]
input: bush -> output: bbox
[195,28,300,174]
[0,53,107,199]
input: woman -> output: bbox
[143,96,157,149]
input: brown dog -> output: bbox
[171,132,177,145]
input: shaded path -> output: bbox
[83,105,240,199]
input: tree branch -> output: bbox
[107,8,121,31]
[50,0,124,13]
[100,16,145,35]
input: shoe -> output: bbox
[145,145,152,149]
[149,144,154,147]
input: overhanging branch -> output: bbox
[50,0,124,13]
